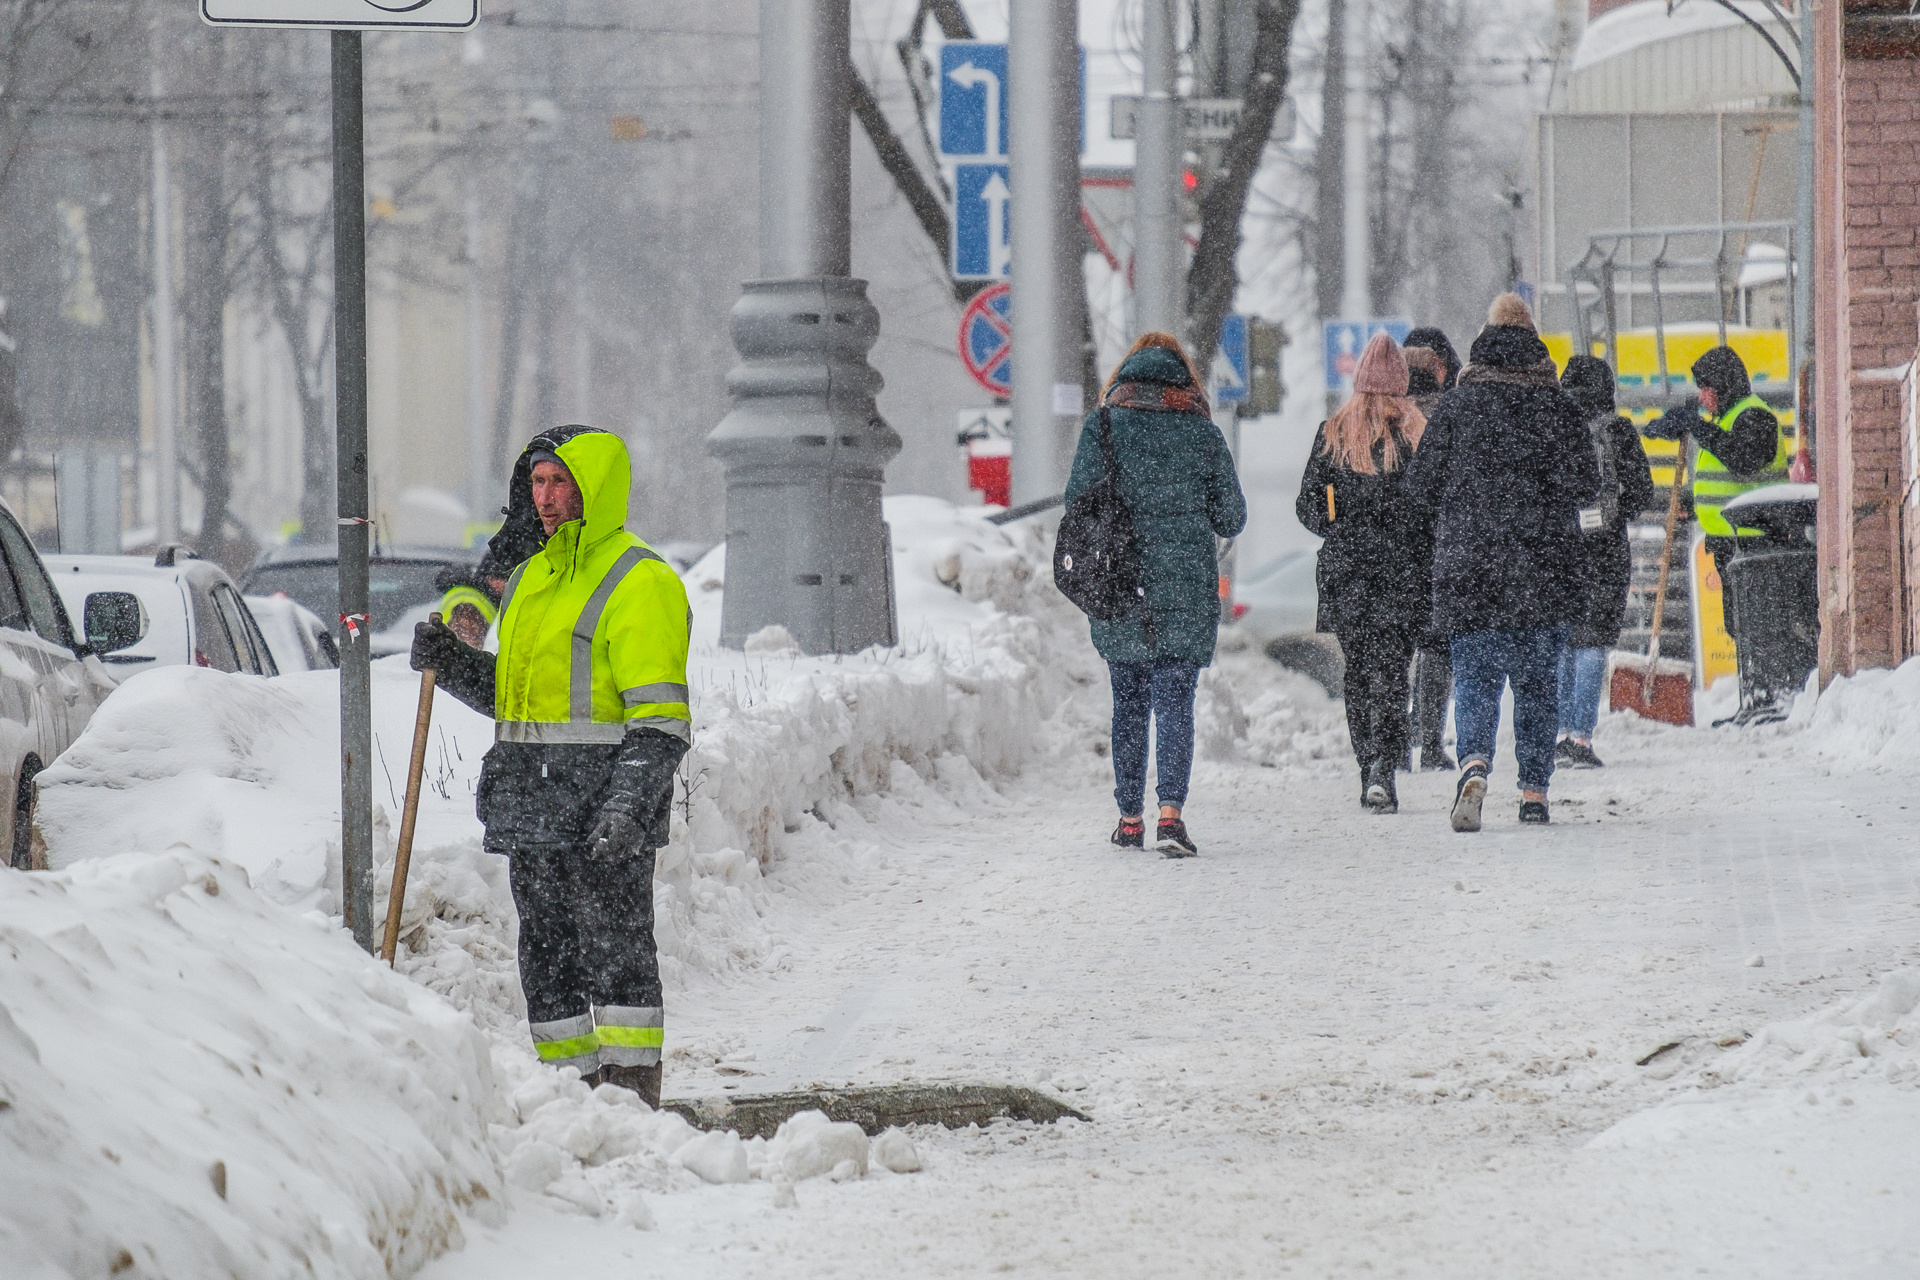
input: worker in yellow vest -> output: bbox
[435,568,504,646]
[411,425,691,1106]
[1646,345,1789,633]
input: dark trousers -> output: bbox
[1337,629,1415,769]
[1108,658,1200,815]
[510,842,662,1070]
[1706,534,1740,640]
[1412,642,1452,753]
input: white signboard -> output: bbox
[1109,95,1297,143]
[201,0,477,30]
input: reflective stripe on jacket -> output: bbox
[438,583,497,627]
[1693,393,1788,537]
[493,430,692,745]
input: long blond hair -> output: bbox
[1103,331,1206,399]
[1320,392,1426,476]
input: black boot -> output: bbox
[598,1063,663,1109]
[1363,760,1398,814]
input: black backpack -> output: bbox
[1053,408,1143,620]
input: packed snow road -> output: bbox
[435,666,1920,1278]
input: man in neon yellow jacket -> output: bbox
[412,425,690,1106]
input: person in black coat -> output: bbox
[1555,355,1656,768]
[1403,293,1600,830]
[1296,332,1431,814]
[1402,327,1462,771]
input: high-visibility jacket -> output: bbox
[492,430,692,746]
[1692,393,1789,537]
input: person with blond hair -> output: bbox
[1296,332,1431,813]
[1066,331,1245,857]
[1404,293,1599,830]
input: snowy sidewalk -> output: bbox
[432,692,1920,1278]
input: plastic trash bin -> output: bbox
[1720,484,1818,724]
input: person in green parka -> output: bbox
[1065,332,1247,857]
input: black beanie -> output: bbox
[1402,327,1461,389]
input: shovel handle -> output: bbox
[381,612,440,966]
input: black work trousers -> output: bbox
[1412,642,1452,753]
[510,842,661,1070]
[1338,629,1416,770]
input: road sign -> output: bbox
[1214,314,1249,405]
[940,42,1009,159]
[956,407,1013,507]
[953,163,1012,280]
[958,283,1013,397]
[1323,318,1413,389]
[1109,96,1296,142]
[200,0,477,29]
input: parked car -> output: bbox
[244,594,340,673]
[44,548,280,679]
[240,545,481,657]
[0,502,119,869]
[1230,549,1343,696]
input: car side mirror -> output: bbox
[83,592,148,654]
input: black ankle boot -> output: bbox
[599,1063,663,1109]
[1363,760,1398,813]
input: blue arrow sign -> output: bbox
[953,163,1012,281]
[1214,314,1249,404]
[1322,318,1413,389]
[940,43,1008,159]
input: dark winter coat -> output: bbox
[1064,347,1246,666]
[1403,325,1602,637]
[1295,425,1433,640]
[1560,358,1657,648]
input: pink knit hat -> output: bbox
[1351,332,1409,396]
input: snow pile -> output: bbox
[1785,657,1920,771]
[0,850,499,1278]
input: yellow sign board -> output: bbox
[1688,530,1738,689]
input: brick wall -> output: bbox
[1816,20,1919,678]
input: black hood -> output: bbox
[1691,346,1752,404]
[1403,326,1461,388]
[479,423,613,580]
[1467,324,1551,371]
[1560,354,1616,416]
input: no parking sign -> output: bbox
[958,283,1013,398]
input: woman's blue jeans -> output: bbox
[1108,659,1199,816]
[1558,645,1608,740]
[1450,627,1568,793]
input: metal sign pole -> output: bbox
[332,29,374,953]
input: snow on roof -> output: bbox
[1573,0,1794,75]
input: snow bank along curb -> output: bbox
[0,851,499,1279]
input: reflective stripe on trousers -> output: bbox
[593,1004,664,1067]
[530,1013,601,1070]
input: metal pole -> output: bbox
[1009,0,1082,504]
[332,30,374,953]
[1793,0,1813,441]
[1133,0,1180,336]
[707,0,900,654]
[1340,0,1369,320]
[149,18,179,547]
[463,175,490,521]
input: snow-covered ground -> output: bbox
[7,495,1919,1277]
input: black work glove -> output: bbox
[586,808,646,861]
[411,617,464,672]
[1643,399,1701,441]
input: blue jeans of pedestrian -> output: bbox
[1451,627,1569,793]
[1557,645,1608,740]
[1108,658,1199,816]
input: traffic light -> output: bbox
[1241,319,1288,417]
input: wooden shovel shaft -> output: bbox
[1642,446,1689,702]
[381,614,440,966]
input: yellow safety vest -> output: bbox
[1692,393,1788,537]
[492,431,692,745]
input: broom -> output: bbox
[1609,449,1694,726]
